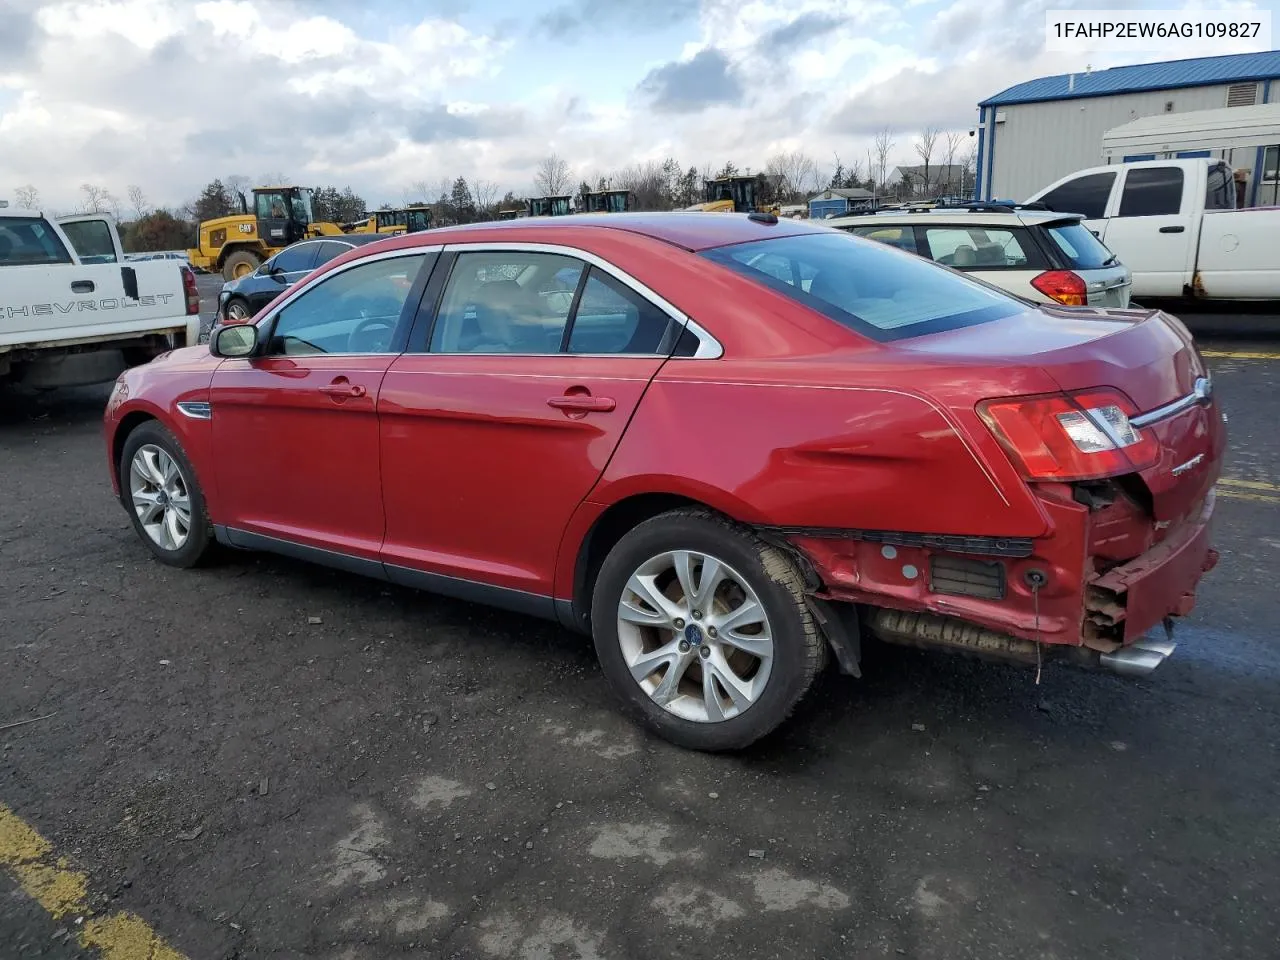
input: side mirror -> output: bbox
[210,323,259,358]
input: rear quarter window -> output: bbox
[1043,221,1116,270]
[843,224,918,253]
[0,217,73,267]
[701,231,1023,342]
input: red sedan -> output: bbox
[104,213,1225,750]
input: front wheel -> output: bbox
[591,510,824,751]
[224,297,251,322]
[119,421,214,568]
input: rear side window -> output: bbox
[60,219,117,264]
[313,241,354,266]
[0,217,73,267]
[1044,221,1116,270]
[920,226,1032,268]
[272,243,321,274]
[1039,172,1116,219]
[1118,167,1184,217]
[567,268,671,355]
[701,232,1023,342]
[844,225,918,253]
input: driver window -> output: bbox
[267,254,428,356]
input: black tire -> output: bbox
[590,509,823,751]
[223,296,252,323]
[118,421,214,568]
[222,249,262,282]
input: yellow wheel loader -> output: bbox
[526,196,573,217]
[345,205,434,236]
[188,186,348,281]
[685,176,780,216]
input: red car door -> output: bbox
[209,250,435,560]
[377,247,681,604]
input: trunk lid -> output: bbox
[905,306,1222,520]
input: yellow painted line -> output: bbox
[0,803,187,960]
[1218,488,1280,504]
[1200,350,1280,360]
[1219,477,1280,492]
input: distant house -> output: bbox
[885,164,968,196]
[807,187,875,219]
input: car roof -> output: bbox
[401,212,830,252]
[826,209,1083,229]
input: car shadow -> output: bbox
[0,382,112,430]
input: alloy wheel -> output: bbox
[615,549,774,723]
[129,444,192,551]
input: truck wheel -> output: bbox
[119,421,214,569]
[222,250,262,281]
[590,509,824,751]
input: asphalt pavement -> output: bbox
[1,310,1278,960]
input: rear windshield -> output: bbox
[1045,221,1115,270]
[0,217,73,267]
[700,231,1022,341]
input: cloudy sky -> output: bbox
[0,0,1273,212]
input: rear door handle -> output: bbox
[71,280,95,293]
[547,395,616,412]
[1159,225,1186,234]
[320,381,367,399]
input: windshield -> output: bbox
[1046,221,1116,270]
[700,231,1023,341]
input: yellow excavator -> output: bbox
[580,189,633,213]
[686,176,780,216]
[188,186,354,280]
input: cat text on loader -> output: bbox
[187,186,347,281]
[685,176,780,216]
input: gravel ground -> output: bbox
[1,326,1278,960]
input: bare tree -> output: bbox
[941,131,966,195]
[127,185,149,220]
[472,178,500,211]
[534,154,571,196]
[764,151,817,202]
[614,160,668,211]
[14,185,39,209]
[258,171,290,187]
[961,140,978,198]
[224,174,250,209]
[872,129,895,198]
[79,183,111,214]
[914,127,939,198]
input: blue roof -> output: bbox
[981,51,1280,106]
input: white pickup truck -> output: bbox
[1,203,200,389]
[1027,158,1280,306]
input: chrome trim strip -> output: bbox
[1130,375,1212,429]
[176,401,212,420]
[441,240,724,360]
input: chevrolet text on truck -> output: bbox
[1028,158,1280,309]
[0,202,200,389]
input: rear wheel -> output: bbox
[222,250,262,281]
[590,510,823,751]
[119,421,213,568]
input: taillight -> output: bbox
[978,389,1158,481]
[1030,270,1087,306]
[181,266,200,315]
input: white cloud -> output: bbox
[0,0,1267,212]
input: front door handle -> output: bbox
[320,380,367,400]
[1159,225,1186,234]
[547,395,616,413]
[71,280,95,293]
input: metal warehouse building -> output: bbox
[975,51,1280,204]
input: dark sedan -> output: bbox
[217,235,388,321]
